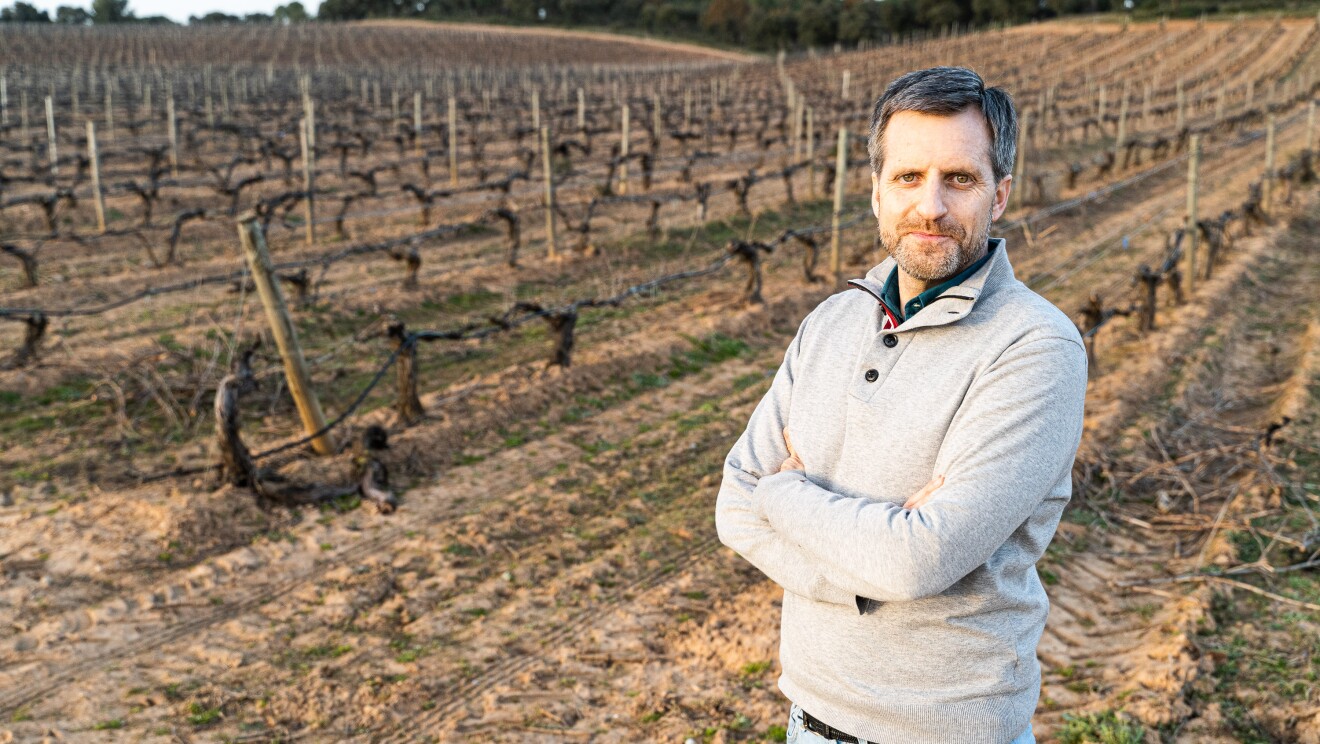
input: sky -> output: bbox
[25,0,321,23]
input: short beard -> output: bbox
[880,208,992,283]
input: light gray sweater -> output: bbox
[715,239,1087,743]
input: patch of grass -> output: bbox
[1038,566,1059,586]
[187,703,221,726]
[667,333,750,378]
[93,719,125,730]
[631,371,670,390]
[302,644,353,659]
[732,372,767,391]
[1055,710,1145,743]
[1126,602,1158,622]
[740,660,772,677]
[763,723,788,741]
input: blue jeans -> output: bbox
[786,703,1035,744]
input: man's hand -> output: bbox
[904,475,945,510]
[778,427,804,473]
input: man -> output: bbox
[714,66,1087,744]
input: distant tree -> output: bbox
[189,11,242,23]
[746,4,795,50]
[0,2,52,22]
[701,0,749,42]
[836,0,885,45]
[55,5,91,23]
[273,1,310,22]
[796,0,839,47]
[136,14,174,23]
[244,11,273,22]
[919,0,967,29]
[317,0,390,20]
[91,0,134,23]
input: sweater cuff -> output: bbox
[751,468,809,520]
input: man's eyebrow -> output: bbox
[888,164,986,176]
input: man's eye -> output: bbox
[953,174,971,184]
[899,173,917,183]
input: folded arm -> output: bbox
[756,336,1087,603]
[714,311,857,607]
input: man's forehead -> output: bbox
[881,109,995,174]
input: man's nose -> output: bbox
[915,178,948,222]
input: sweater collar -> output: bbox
[847,237,1013,331]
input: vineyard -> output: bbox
[0,14,1318,743]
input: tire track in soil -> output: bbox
[0,274,823,722]
[369,193,1318,742]
[1033,194,1320,738]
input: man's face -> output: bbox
[871,107,1012,282]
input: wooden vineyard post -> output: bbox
[1012,113,1029,210]
[1115,81,1129,155]
[1175,79,1185,131]
[842,69,850,100]
[793,97,803,163]
[1,77,6,126]
[577,87,585,131]
[87,120,106,234]
[1307,99,1316,152]
[104,87,113,142]
[1142,81,1151,128]
[531,88,540,136]
[619,103,629,195]
[167,94,178,177]
[236,215,335,456]
[830,127,847,289]
[44,95,56,176]
[300,117,315,246]
[1263,113,1276,213]
[448,95,458,186]
[413,91,422,157]
[1186,134,1200,293]
[652,94,662,155]
[807,107,816,198]
[541,125,557,260]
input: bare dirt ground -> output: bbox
[2,17,1318,744]
[0,169,1315,742]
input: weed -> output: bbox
[1055,710,1145,744]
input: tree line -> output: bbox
[0,0,309,25]
[0,0,1293,48]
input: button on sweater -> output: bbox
[714,238,1087,744]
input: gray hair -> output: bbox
[867,66,1017,185]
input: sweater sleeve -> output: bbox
[714,311,858,608]
[756,335,1088,603]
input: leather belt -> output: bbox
[801,709,861,743]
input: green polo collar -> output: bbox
[880,241,997,321]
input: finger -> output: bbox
[904,475,945,509]
[782,427,796,457]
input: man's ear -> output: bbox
[871,171,881,220]
[991,175,1012,221]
